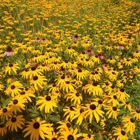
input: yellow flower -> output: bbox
[0,106,12,120]
[6,115,25,132]
[29,75,47,91]
[113,127,128,140]
[5,81,23,97]
[23,118,53,140]
[0,123,7,136]
[84,102,104,123]
[4,62,20,75]
[36,95,57,113]
[59,128,82,140]
[122,116,136,135]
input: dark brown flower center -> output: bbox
[3,108,7,113]
[136,110,140,113]
[67,135,74,140]
[66,81,70,84]
[80,109,84,113]
[20,91,25,95]
[113,107,117,111]
[52,138,57,140]
[66,123,71,128]
[11,85,15,89]
[121,130,126,135]
[11,117,16,122]
[113,95,117,99]
[93,83,98,86]
[31,67,36,71]
[90,104,96,110]
[70,106,74,111]
[33,76,38,80]
[76,93,80,97]
[78,69,82,72]
[9,63,13,67]
[13,99,18,104]
[98,100,102,104]
[120,88,124,92]
[6,46,13,52]
[88,134,91,138]
[45,96,51,101]
[33,122,40,129]
[0,124,4,128]
[130,118,135,123]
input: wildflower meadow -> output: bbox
[0,0,140,140]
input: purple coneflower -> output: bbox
[4,46,14,56]
[72,34,79,41]
[97,53,104,60]
[34,37,40,43]
[85,49,94,55]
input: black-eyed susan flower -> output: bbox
[36,95,57,113]
[65,90,83,105]
[132,109,140,120]
[5,81,23,97]
[0,106,12,120]
[46,131,61,140]
[122,116,136,135]
[105,106,120,120]
[4,62,20,75]
[57,121,71,131]
[84,102,104,123]
[8,96,26,113]
[17,87,35,102]
[59,128,82,140]
[4,46,14,56]
[0,123,7,136]
[82,133,95,140]
[6,115,25,132]
[71,105,86,125]
[63,106,76,121]
[113,127,128,140]
[23,118,53,140]
[29,75,47,91]
[83,82,103,96]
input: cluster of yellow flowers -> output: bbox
[0,0,140,140]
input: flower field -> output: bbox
[0,0,140,139]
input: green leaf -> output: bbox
[48,115,60,122]
[2,97,12,107]
[92,120,102,130]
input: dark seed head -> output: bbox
[11,117,16,122]
[113,107,117,111]
[33,76,38,80]
[93,83,98,86]
[67,134,74,140]
[31,67,36,71]
[6,46,13,52]
[0,124,4,128]
[33,122,40,129]
[52,138,57,140]
[121,130,126,135]
[70,106,74,111]
[20,91,25,95]
[11,85,15,89]
[113,95,117,99]
[76,93,80,97]
[66,81,70,84]
[45,96,51,101]
[80,109,84,113]
[136,110,140,113]
[13,99,18,104]
[78,69,82,72]
[130,118,135,123]
[9,63,13,67]
[90,104,96,110]
[98,100,102,104]
[66,123,71,128]
[88,134,91,138]
[3,108,7,113]
[120,89,124,92]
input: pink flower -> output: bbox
[34,37,40,43]
[120,45,124,50]
[72,34,79,41]
[97,53,104,59]
[85,49,94,55]
[4,46,14,56]
[102,64,109,69]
